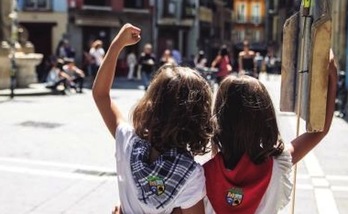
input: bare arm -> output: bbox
[73,66,85,78]
[211,55,221,68]
[180,199,205,214]
[289,50,337,164]
[59,71,71,80]
[92,24,141,138]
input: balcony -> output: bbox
[81,0,111,11]
[233,14,265,25]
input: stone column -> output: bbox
[0,0,12,42]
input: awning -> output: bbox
[75,15,121,27]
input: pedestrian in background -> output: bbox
[126,49,137,80]
[89,40,105,79]
[264,49,279,76]
[254,52,264,79]
[238,40,256,77]
[159,49,177,66]
[138,43,156,90]
[194,50,207,69]
[62,58,85,93]
[211,45,232,85]
[203,50,337,213]
[92,23,214,214]
[45,56,70,93]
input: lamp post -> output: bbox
[9,0,18,98]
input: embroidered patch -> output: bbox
[226,187,243,206]
[147,176,165,196]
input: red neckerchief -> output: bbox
[204,152,273,214]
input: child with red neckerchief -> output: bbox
[204,50,337,213]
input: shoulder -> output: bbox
[203,153,221,177]
[175,164,206,209]
[256,150,293,213]
[274,149,292,172]
[115,123,135,143]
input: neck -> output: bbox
[149,147,160,163]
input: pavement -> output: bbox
[0,76,144,98]
[0,73,348,213]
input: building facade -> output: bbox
[1,0,236,80]
[232,0,266,53]
[67,0,153,70]
[17,0,68,60]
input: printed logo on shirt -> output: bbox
[226,187,244,206]
[147,176,165,196]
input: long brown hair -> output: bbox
[213,75,283,169]
[132,65,214,155]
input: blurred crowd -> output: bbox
[39,38,282,94]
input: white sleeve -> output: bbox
[274,150,293,210]
[115,123,135,161]
[175,164,206,209]
[256,150,293,214]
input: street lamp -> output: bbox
[9,0,18,98]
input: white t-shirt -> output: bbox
[255,150,292,214]
[204,150,292,214]
[89,47,105,66]
[115,123,206,214]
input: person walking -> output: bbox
[211,45,232,85]
[138,43,156,90]
[89,39,105,79]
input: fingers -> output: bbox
[120,23,141,45]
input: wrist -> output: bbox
[111,38,125,50]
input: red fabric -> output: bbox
[217,56,230,77]
[204,153,273,214]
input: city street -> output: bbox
[1,74,348,214]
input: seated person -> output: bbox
[62,58,86,93]
[46,57,70,92]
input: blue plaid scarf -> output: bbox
[130,138,197,209]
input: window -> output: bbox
[24,0,51,11]
[84,0,109,7]
[251,3,261,25]
[237,30,245,42]
[236,3,246,23]
[253,30,261,42]
[124,0,144,9]
[182,0,196,18]
[163,0,177,17]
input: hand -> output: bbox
[113,23,141,47]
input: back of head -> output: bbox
[144,43,152,54]
[92,40,103,49]
[213,75,283,168]
[132,65,214,155]
[220,45,228,56]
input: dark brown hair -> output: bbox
[213,75,283,169]
[132,65,214,155]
